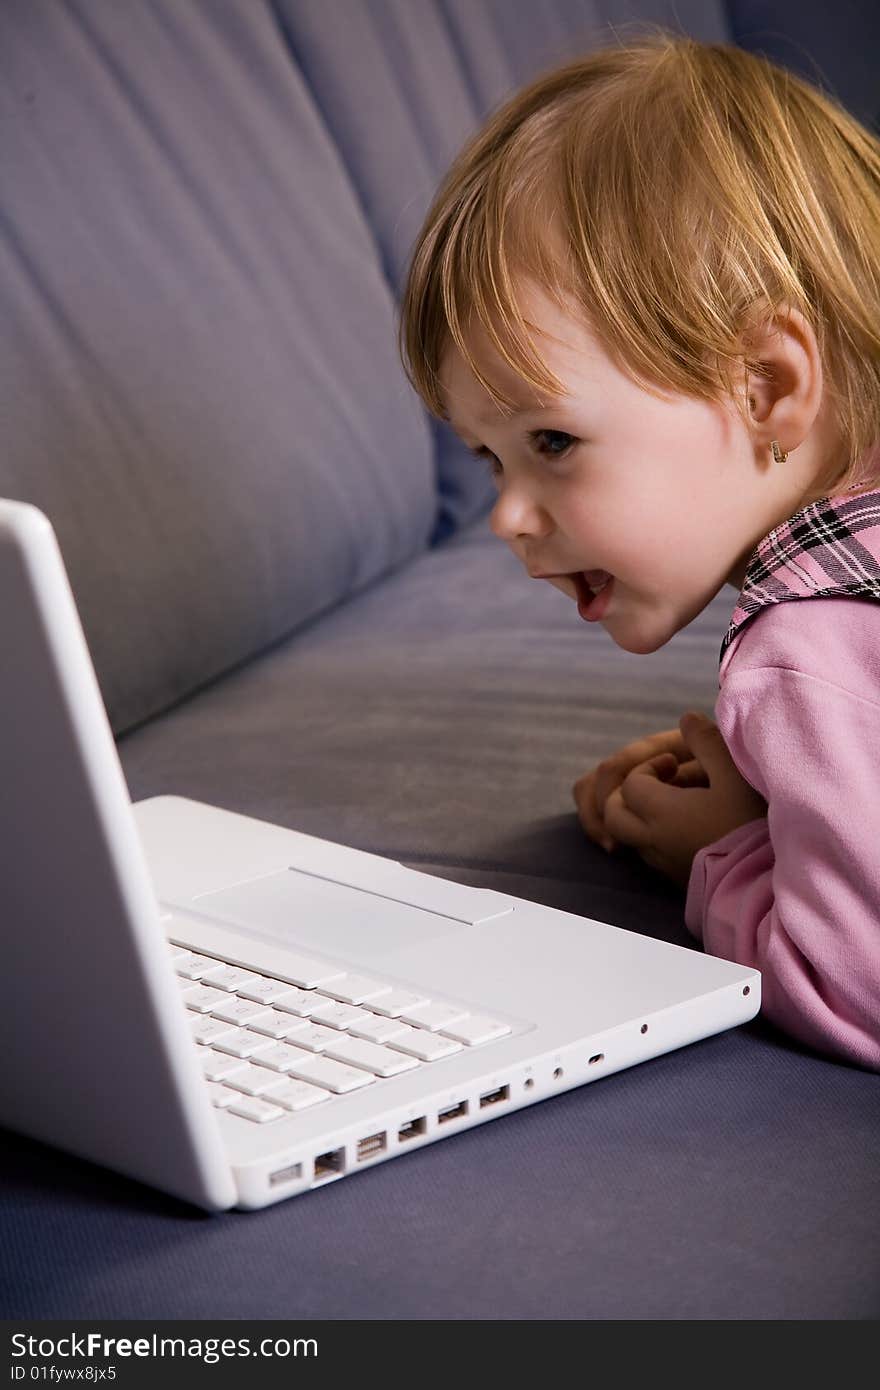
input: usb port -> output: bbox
[357,1132,387,1161]
[398,1116,427,1142]
[269,1162,302,1187]
[313,1148,345,1182]
[479,1084,510,1109]
[438,1100,468,1124]
[589,1053,605,1065]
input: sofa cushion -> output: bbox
[0,0,435,734]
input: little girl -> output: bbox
[398,33,880,1071]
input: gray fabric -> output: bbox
[2,517,878,1319]
[0,0,435,734]
[2,1044,877,1319]
[272,0,730,297]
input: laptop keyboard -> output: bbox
[170,942,515,1125]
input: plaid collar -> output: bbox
[721,487,880,664]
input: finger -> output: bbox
[599,754,675,849]
[618,758,682,822]
[572,770,614,845]
[668,757,711,789]
[573,770,621,852]
[593,731,684,806]
[651,753,679,779]
[633,754,681,798]
[602,784,654,850]
[572,767,614,828]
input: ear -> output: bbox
[738,302,825,462]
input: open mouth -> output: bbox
[573,570,612,602]
[572,570,614,621]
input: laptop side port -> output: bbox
[589,1053,605,1065]
[479,1084,510,1109]
[269,1162,303,1187]
[357,1132,387,1162]
[313,1148,346,1183]
[438,1100,468,1124]
[398,1116,427,1142]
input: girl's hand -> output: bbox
[573,724,708,851]
[581,712,769,888]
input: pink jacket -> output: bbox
[685,488,880,1070]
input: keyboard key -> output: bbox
[386,1026,463,1062]
[182,984,229,1013]
[206,1082,240,1108]
[323,1036,420,1078]
[246,1010,309,1040]
[289,1023,340,1053]
[285,1053,376,1094]
[307,1000,374,1030]
[189,1016,241,1046]
[225,1095,286,1124]
[221,1063,290,1097]
[440,1015,512,1046]
[177,953,513,1084]
[211,1028,277,1059]
[196,964,263,992]
[347,1014,410,1045]
[320,974,393,1006]
[273,987,324,1017]
[198,1049,250,1082]
[250,1042,311,1073]
[267,954,346,990]
[268,1078,331,1112]
[175,954,226,981]
[209,998,273,1026]
[400,1002,470,1031]
[369,988,431,1018]
[235,977,297,1006]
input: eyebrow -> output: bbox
[446,404,547,438]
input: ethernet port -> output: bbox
[313,1147,346,1183]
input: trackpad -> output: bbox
[193,867,473,958]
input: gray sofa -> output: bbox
[2,0,878,1321]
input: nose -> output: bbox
[489,479,552,544]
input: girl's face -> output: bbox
[439,281,831,654]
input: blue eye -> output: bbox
[467,429,576,478]
[530,429,575,457]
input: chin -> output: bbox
[613,633,671,655]
[608,611,680,655]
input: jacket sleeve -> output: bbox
[684,665,880,1070]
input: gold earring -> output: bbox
[771,440,789,464]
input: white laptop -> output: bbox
[0,498,760,1211]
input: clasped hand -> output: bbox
[572,712,769,888]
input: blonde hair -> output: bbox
[398,28,880,501]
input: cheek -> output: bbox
[558,489,620,553]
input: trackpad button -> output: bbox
[193,868,470,958]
